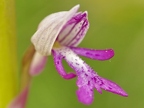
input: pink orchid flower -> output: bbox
[31,4,128,104]
[10,5,127,107]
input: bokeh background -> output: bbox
[16,0,144,108]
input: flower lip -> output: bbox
[31,5,80,56]
[52,46,128,105]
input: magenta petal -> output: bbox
[76,85,93,105]
[98,77,128,97]
[52,50,76,79]
[58,11,89,47]
[70,47,114,60]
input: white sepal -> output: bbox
[31,5,80,56]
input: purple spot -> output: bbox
[95,54,100,56]
[85,74,88,76]
[108,87,112,89]
[86,52,89,54]
[76,63,79,65]
[57,61,59,64]
[93,77,97,82]
[86,52,92,56]
[88,81,90,85]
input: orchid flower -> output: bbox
[30,4,128,105]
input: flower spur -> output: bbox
[31,4,128,105]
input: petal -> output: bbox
[57,11,89,47]
[31,4,80,56]
[8,86,29,108]
[52,49,76,79]
[76,85,94,105]
[98,77,128,97]
[70,47,114,60]
[30,52,47,76]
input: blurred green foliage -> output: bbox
[16,0,144,108]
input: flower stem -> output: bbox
[0,0,18,107]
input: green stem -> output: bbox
[0,0,18,107]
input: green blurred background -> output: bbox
[16,0,144,108]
